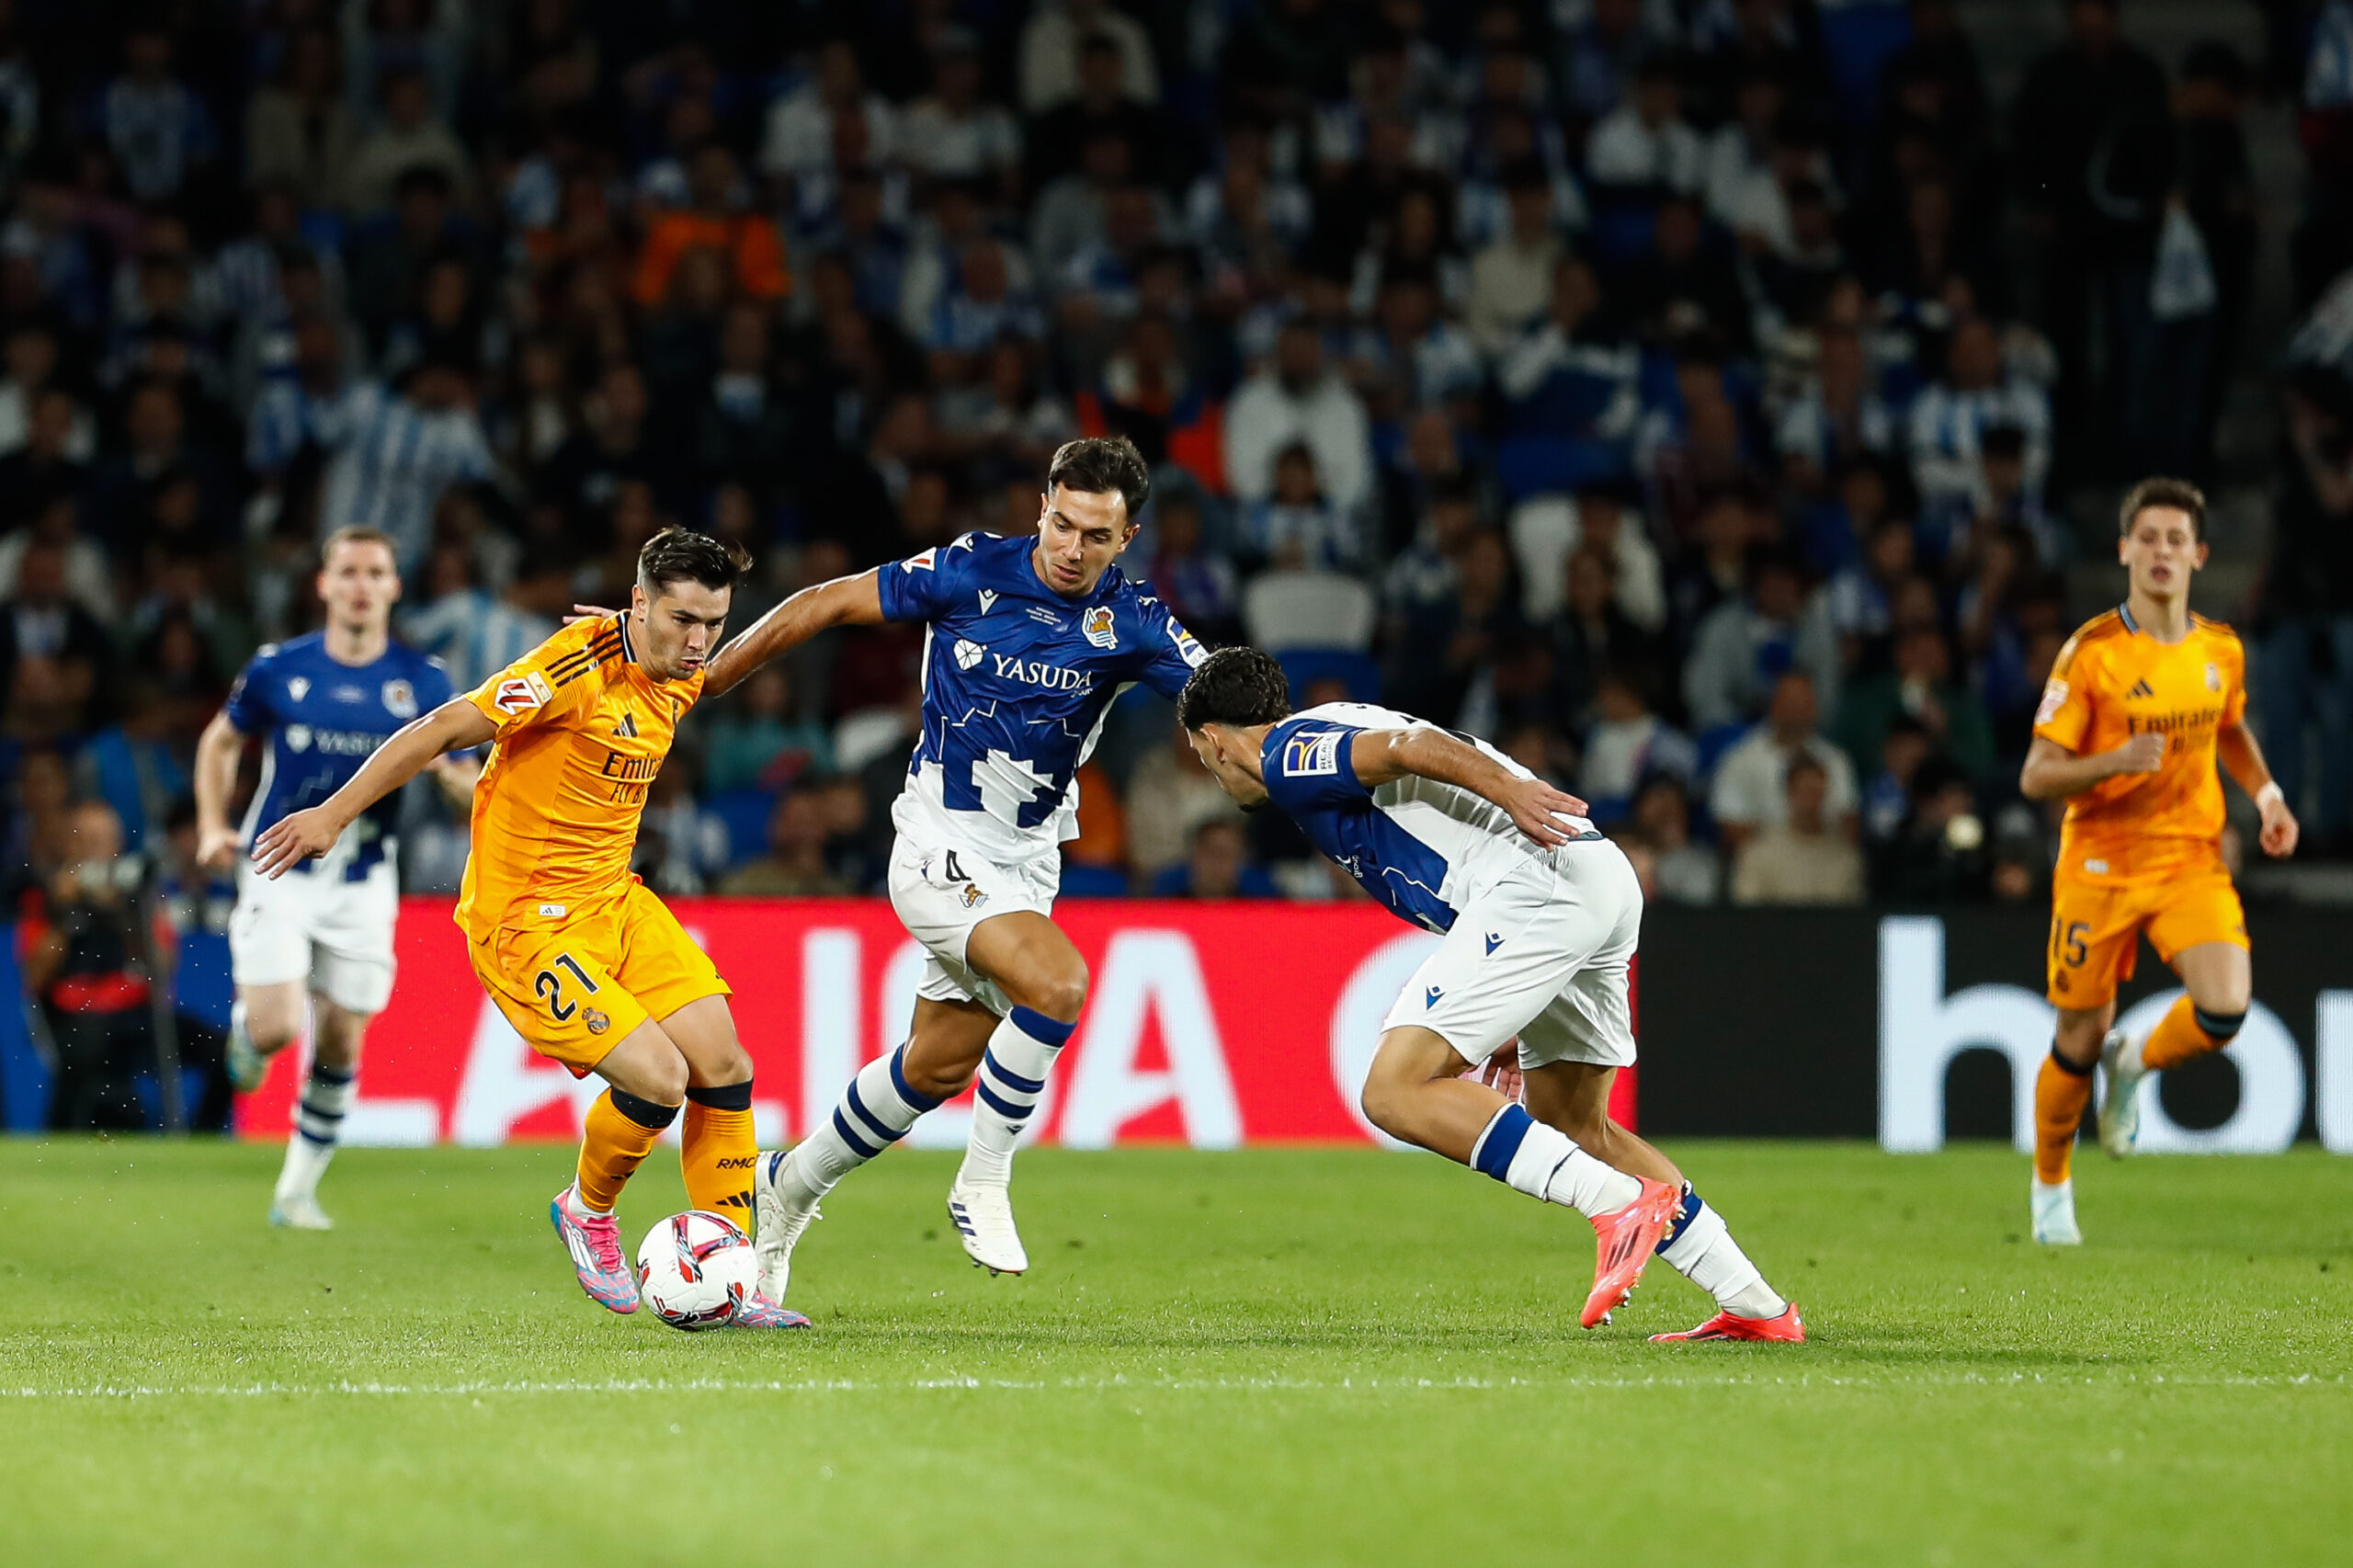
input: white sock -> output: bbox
[275,1062,354,1202]
[958,1006,1074,1188]
[1471,1104,1643,1220]
[1656,1187,1785,1320]
[563,1180,611,1219]
[793,1047,938,1199]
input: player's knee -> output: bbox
[699,1040,754,1085]
[639,1047,690,1105]
[1358,1065,1424,1139]
[1358,1076,1406,1137]
[248,1013,303,1054]
[1029,962,1089,1026]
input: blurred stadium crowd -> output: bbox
[6,0,2353,1029]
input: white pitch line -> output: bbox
[0,1371,2344,1399]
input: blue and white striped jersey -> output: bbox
[878,531,1205,863]
[317,382,494,572]
[1258,702,1601,933]
[224,634,454,881]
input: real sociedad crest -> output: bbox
[1083,605,1118,649]
[382,679,417,719]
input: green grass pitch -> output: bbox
[2,1140,2348,1567]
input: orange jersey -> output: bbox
[455,614,703,936]
[2033,605,2245,886]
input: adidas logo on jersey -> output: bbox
[2127,679,2155,699]
[614,711,639,738]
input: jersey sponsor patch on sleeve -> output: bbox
[1168,622,1206,667]
[2035,678,2068,727]
[1281,728,1345,778]
[494,670,553,716]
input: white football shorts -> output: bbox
[1381,838,1643,1072]
[886,828,1059,1017]
[229,859,399,1015]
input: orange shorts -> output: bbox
[2045,867,2247,1009]
[467,880,730,1077]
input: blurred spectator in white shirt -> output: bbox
[1731,752,1866,904]
[1710,671,1859,856]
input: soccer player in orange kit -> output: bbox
[252,528,806,1325]
[2020,479,2299,1245]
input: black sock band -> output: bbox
[2193,1006,2245,1041]
[685,1080,754,1111]
[2048,1043,2095,1077]
[609,1087,681,1131]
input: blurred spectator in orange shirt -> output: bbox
[631,143,790,308]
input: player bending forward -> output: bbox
[254,528,805,1326]
[2022,479,2297,1246]
[1178,647,1800,1340]
[194,527,472,1229]
[697,437,1202,1295]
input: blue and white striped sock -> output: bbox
[1469,1103,1641,1219]
[795,1047,940,1197]
[957,1007,1074,1187]
[275,1062,355,1201]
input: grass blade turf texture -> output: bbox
[1,1141,2348,1566]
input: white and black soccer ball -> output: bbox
[635,1210,758,1331]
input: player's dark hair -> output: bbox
[1176,646,1293,731]
[637,526,751,597]
[2119,476,2206,541]
[1046,435,1151,523]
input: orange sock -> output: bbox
[2140,994,2233,1072]
[680,1082,758,1231]
[2033,1049,2094,1185]
[576,1088,676,1211]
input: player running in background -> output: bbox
[193,527,472,1229]
[2021,479,2298,1246]
[1177,647,1801,1341]
[695,437,1203,1296]
[253,528,805,1326]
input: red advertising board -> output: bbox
[239,899,1635,1146]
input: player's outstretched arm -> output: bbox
[1349,727,1591,848]
[192,708,248,869]
[701,570,887,698]
[249,699,499,878]
[2218,720,2300,858]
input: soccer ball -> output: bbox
[635,1210,758,1331]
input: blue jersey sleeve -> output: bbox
[1260,718,1373,812]
[222,645,278,734]
[413,654,456,712]
[1131,594,1210,700]
[875,538,972,623]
